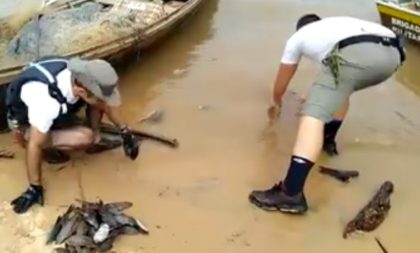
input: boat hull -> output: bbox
[0,0,206,131]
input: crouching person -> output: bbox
[6,56,139,214]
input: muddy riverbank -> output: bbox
[0,0,419,252]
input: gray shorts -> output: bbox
[302,42,402,123]
[7,114,85,142]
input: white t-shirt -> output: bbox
[20,68,80,133]
[280,16,397,64]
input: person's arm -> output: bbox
[268,34,302,120]
[94,101,139,160]
[272,63,298,105]
[105,106,127,129]
[86,97,127,129]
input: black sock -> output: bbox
[324,120,342,144]
[30,184,43,193]
[283,155,314,196]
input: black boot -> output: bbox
[323,120,342,156]
[11,185,44,214]
[42,149,70,164]
[323,141,339,156]
[249,182,308,214]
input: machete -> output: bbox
[99,123,179,149]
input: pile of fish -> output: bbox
[47,199,149,253]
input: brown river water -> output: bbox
[0,0,420,252]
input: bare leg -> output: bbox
[49,126,96,150]
[333,98,349,120]
[293,116,324,160]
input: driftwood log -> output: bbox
[99,123,179,149]
[343,181,394,238]
[319,166,359,183]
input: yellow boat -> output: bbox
[376,0,420,43]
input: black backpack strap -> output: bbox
[26,60,69,115]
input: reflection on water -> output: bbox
[114,0,220,117]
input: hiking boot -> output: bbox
[85,138,122,154]
[249,182,308,214]
[43,149,70,164]
[323,141,339,156]
[11,185,44,214]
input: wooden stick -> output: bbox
[99,123,179,149]
[375,237,389,253]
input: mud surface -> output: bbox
[1,0,420,252]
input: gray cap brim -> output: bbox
[68,57,121,107]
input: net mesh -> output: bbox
[1,0,166,63]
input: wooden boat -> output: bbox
[376,0,420,44]
[0,0,206,86]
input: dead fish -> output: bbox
[48,206,76,244]
[103,201,133,213]
[47,215,63,244]
[319,166,359,183]
[54,248,69,253]
[343,181,394,238]
[76,247,92,253]
[120,225,142,235]
[98,209,119,229]
[66,235,96,249]
[137,110,164,124]
[114,213,149,234]
[76,199,102,211]
[81,209,99,230]
[56,211,83,244]
[65,244,78,253]
[76,220,90,236]
[96,229,121,252]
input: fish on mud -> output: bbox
[75,220,91,238]
[343,181,394,238]
[65,235,96,249]
[319,166,359,183]
[48,205,76,244]
[56,210,83,244]
[103,201,133,213]
[113,213,149,234]
[96,228,122,252]
[49,198,148,252]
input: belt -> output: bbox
[337,34,406,63]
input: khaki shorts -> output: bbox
[302,42,402,123]
[7,114,84,143]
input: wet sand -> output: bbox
[1,0,420,252]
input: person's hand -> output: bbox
[120,127,139,160]
[11,185,44,214]
[267,103,281,122]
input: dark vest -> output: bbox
[6,55,83,126]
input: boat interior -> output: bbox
[46,0,190,16]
